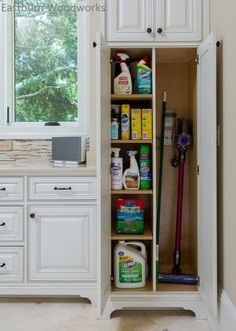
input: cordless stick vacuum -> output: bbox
[158,118,198,285]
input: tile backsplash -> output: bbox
[0,140,52,162]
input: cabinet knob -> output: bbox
[157,28,163,34]
[146,28,152,34]
[30,213,36,219]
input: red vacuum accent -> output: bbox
[175,155,185,252]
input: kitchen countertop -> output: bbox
[0,161,97,176]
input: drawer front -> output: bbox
[29,177,97,200]
[0,177,24,201]
[0,207,24,242]
[0,247,24,282]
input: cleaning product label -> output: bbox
[124,172,139,189]
[131,109,142,140]
[116,199,144,234]
[142,109,152,140]
[119,254,142,283]
[137,64,152,94]
[121,105,130,140]
[111,119,119,140]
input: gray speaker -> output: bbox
[52,136,89,163]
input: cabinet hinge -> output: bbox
[195,55,199,65]
[217,124,221,146]
[110,275,114,281]
[197,165,200,176]
[93,42,97,48]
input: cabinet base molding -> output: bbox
[101,292,208,320]
[0,284,97,306]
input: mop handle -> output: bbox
[157,91,167,238]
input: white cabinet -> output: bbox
[28,206,96,282]
[97,34,217,319]
[0,207,24,242]
[0,247,24,282]
[29,177,97,200]
[107,0,203,42]
[155,0,202,42]
[0,177,24,201]
[107,0,153,42]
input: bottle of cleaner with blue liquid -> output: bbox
[114,53,132,95]
[136,56,152,94]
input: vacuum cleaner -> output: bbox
[157,111,198,285]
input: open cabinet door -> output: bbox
[96,33,111,318]
[197,34,217,317]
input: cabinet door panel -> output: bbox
[155,0,202,42]
[197,34,217,318]
[107,0,153,41]
[28,206,96,281]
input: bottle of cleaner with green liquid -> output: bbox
[114,53,132,95]
[123,151,140,190]
[136,55,152,94]
[139,144,152,189]
[114,241,146,288]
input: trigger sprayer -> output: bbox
[114,53,132,94]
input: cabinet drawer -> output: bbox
[0,207,24,242]
[29,177,97,200]
[0,247,24,282]
[0,177,24,201]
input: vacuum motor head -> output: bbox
[176,118,192,154]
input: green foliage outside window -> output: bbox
[15,0,78,122]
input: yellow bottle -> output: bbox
[142,109,152,140]
[131,109,142,140]
[121,104,131,140]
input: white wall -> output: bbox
[211,0,236,306]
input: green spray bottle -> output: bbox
[139,145,152,190]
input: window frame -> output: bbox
[0,0,89,139]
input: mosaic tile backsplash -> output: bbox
[0,140,52,162]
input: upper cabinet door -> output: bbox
[155,0,202,42]
[197,34,217,318]
[107,0,153,42]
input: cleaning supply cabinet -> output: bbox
[107,0,204,42]
[97,33,217,319]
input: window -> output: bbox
[0,0,89,138]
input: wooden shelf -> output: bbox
[111,190,153,195]
[111,140,153,144]
[111,227,153,240]
[111,277,153,293]
[156,283,198,292]
[111,94,152,101]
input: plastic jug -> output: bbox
[114,241,146,288]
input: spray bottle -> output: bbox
[111,148,123,190]
[123,151,140,190]
[114,53,132,95]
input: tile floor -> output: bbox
[0,298,211,331]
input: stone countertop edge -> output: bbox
[0,165,97,176]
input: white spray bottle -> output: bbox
[123,151,140,190]
[111,148,123,190]
[114,53,132,95]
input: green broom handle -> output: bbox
[156,90,167,280]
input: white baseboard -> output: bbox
[209,290,236,331]
[220,290,236,331]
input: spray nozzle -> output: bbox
[127,151,138,158]
[143,55,149,63]
[111,148,121,158]
[116,53,130,63]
